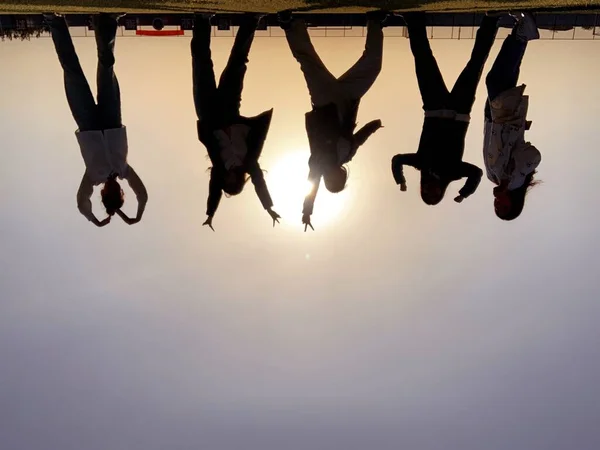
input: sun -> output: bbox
[267,150,351,229]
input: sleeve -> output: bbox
[302,154,322,216]
[458,162,483,198]
[76,172,96,222]
[391,153,419,185]
[521,144,541,170]
[206,166,223,217]
[124,165,149,220]
[507,144,541,190]
[247,161,273,210]
[350,119,383,158]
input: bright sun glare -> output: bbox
[268,151,351,228]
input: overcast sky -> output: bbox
[1,26,600,450]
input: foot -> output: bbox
[402,11,426,27]
[194,12,215,23]
[246,12,266,21]
[511,11,540,41]
[486,10,508,17]
[277,10,293,30]
[366,10,395,28]
[92,13,124,26]
[108,13,126,21]
[242,11,266,26]
[42,12,62,23]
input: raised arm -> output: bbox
[302,155,322,231]
[247,161,281,227]
[391,153,420,188]
[122,165,148,223]
[203,166,223,230]
[352,119,383,155]
[77,172,110,227]
[457,162,483,200]
[247,161,273,211]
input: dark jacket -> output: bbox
[198,109,274,217]
[303,102,382,215]
[391,117,483,199]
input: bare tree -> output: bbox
[0,25,48,41]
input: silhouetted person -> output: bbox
[192,13,280,231]
[45,13,147,227]
[484,12,541,221]
[279,11,388,231]
[392,13,500,206]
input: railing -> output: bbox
[2,13,599,41]
[9,25,599,41]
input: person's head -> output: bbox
[494,171,539,221]
[222,167,248,196]
[420,172,448,206]
[101,175,124,216]
[323,166,348,194]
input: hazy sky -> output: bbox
[1,27,600,450]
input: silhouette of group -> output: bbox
[43,9,542,230]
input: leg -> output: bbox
[93,14,122,129]
[485,34,527,101]
[217,15,260,119]
[337,19,384,100]
[405,12,449,111]
[47,15,98,131]
[449,15,500,114]
[191,14,218,122]
[284,18,338,107]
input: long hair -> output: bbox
[206,163,263,198]
[101,174,124,216]
[223,172,250,197]
[495,170,540,221]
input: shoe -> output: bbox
[511,11,540,41]
[110,13,126,21]
[366,10,395,28]
[486,11,508,17]
[92,13,124,29]
[194,12,215,24]
[42,12,62,24]
[247,12,266,21]
[242,12,266,25]
[402,11,426,27]
[277,10,293,30]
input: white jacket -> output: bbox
[483,85,541,190]
[76,126,129,184]
[75,126,147,223]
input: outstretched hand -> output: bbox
[302,214,314,232]
[268,209,281,227]
[203,215,215,232]
[454,195,465,204]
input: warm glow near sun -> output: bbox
[268,151,351,228]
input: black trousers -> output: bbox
[49,14,122,131]
[191,15,259,125]
[407,13,500,115]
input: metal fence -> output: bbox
[2,13,600,41]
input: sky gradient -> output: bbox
[1,28,600,450]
